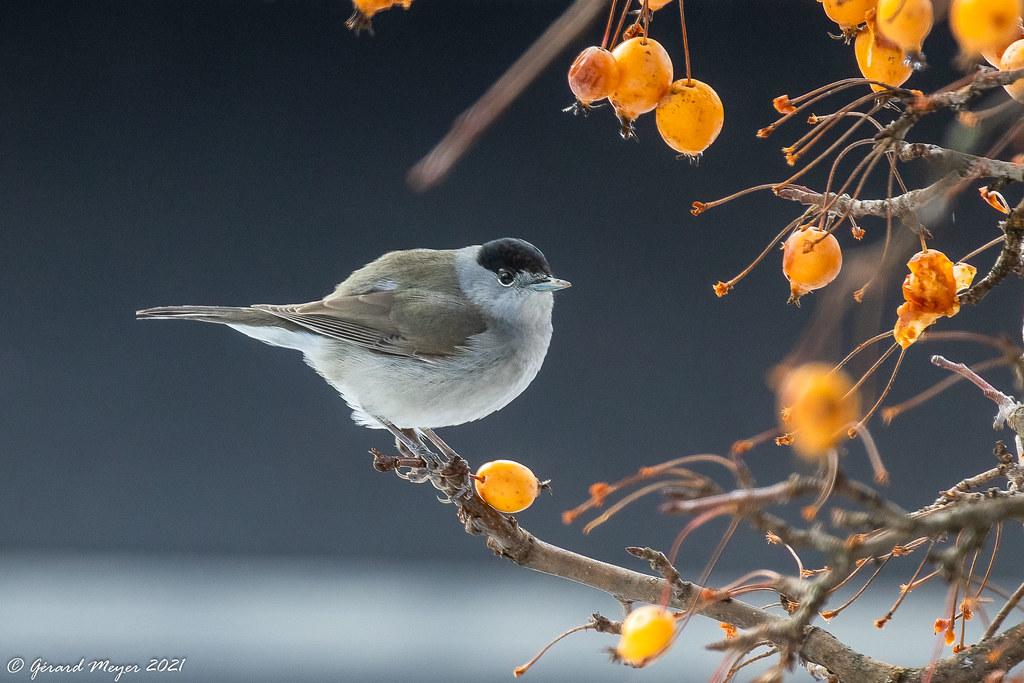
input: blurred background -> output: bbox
[1,0,1022,680]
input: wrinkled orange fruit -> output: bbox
[1001,38,1024,102]
[610,37,673,124]
[778,364,861,459]
[855,23,913,90]
[474,460,540,514]
[821,0,876,29]
[616,606,676,666]
[893,250,976,348]
[782,227,843,302]
[568,46,620,106]
[982,19,1024,64]
[655,79,724,156]
[950,0,1023,56]
[876,0,933,53]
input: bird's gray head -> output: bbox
[455,238,571,326]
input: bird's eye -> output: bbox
[497,269,515,287]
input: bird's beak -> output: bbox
[529,276,572,292]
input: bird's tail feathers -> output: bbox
[135,305,281,326]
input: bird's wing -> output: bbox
[255,288,487,359]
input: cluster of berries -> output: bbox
[567,1,723,157]
[820,0,1024,95]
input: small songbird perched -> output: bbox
[137,238,571,458]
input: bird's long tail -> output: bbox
[135,305,282,326]
[136,305,315,350]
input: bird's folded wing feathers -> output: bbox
[254,288,486,359]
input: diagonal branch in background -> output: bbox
[407,0,605,192]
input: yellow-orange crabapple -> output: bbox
[876,0,933,55]
[821,0,876,30]
[855,25,913,90]
[778,364,861,460]
[982,19,1024,64]
[950,0,1023,56]
[610,37,673,127]
[782,227,843,303]
[1001,39,1024,102]
[473,460,540,514]
[616,606,676,666]
[655,79,724,156]
[352,0,411,20]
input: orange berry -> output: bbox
[821,0,875,29]
[782,226,843,303]
[1001,38,1024,102]
[655,79,724,156]
[950,0,1023,56]
[610,37,673,125]
[855,24,913,91]
[777,364,861,459]
[893,250,976,348]
[648,0,675,9]
[568,47,620,106]
[982,18,1024,64]
[616,606,676,666]
[347,0,412,32]
[876,0,933,54]
[474,460,540,514]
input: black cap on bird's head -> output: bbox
[476,238,570,292]
[477,238,552,277]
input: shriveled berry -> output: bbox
[474,460,540,514]
[893,250,976,348]
[782,227,843,303]
[655,79,724,156]
[568,46,620,106]
[616,605,676,666]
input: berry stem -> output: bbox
[601,0,619,50]
[678,0,693,85]
[609,0,632,49]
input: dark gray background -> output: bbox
[0,1,1021,680]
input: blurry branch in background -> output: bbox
[406,0,605,191]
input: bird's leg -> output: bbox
[419,428,460,462]
[418,428,476,503]
[377,418,441,469]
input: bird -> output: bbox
[136,237,571,460]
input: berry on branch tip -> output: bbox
[615,605,676,666]
[474,460,541,514]
[568,47,620,109]
[610,37,674,133]
[655,79,724,156]
[777,364,861,460]
[782,226,843,304]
